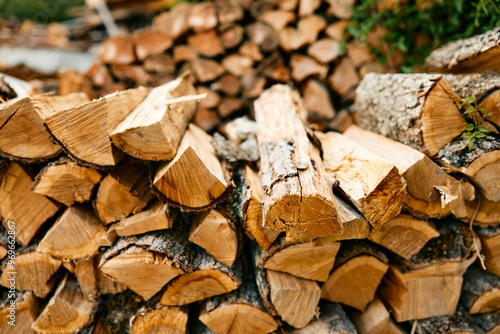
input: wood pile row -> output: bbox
[0,11,499,334]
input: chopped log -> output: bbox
[0,92,89,162]
[477,226,500,277]
[187,30,225,57]
[354,73,467,156]
[219,23,244,49]
[94,160,153,225]
[328,109,354,133]
[473,312,500,334]
[74,256,98,299]
[349,298,405,334]
[99,227,194,300]
[189,209,239,267]
[38,204,107,261]
[0,162,59,246]
[290,54,325,82]
[0,290,38,334]
[132,28,172,62]
[279,0,299,11]
[160,248,241,306]
[279,28,310,52]
[424,27,500,73]
[212,74,241,96]
[298,0,321,16]
[218,117,260,162]
[130,305,188,334]
[464,197,500,226]
[110,64,151,86]
[345,42,375,68]
[286,301,357,334]
[110,73,199,161]
[358,61,389,78]
[297,15,327,43]
[379,219,477,322]
[84,63,113,87]
[199,270,279,334]
[415,307,485,334]
[261,10,296,31]
[189,2,218,32]
[153,3,194,40]
[0,248,61,298]
[245,22,279,53]
[191,58,225,83]
[32,274,96,334]
[257,234,340,281]
[44,87,150,168]
[218,97,243,118]
[460,264,500,314]
[307,38,340,64]
[198,86,221,109]
[195,106,220,132]
[241,71,267,98]
[115,201,173,236]
[254,84,340,241]
[99,35,137,65]
[368,214,440,260]
[143,54,176,75]
[259,53,290,82]
[325,20,349,40]
[32,157,103,206]
[215,0,244,25]
[438,136,500,202]
[344,125,461,218]
[152,124,233,211]
[173,45,199,63]
[317,131,406,228]
[321,240,389,311]
[329,58,359,98]
[239,42,264,62]
[326,0,355,19]
[222,54,254,77]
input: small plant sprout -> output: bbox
[460,95,492,150]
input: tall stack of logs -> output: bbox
[1,6,500,334]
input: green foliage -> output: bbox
[460,96,492,150]
[0,0,84,23]
[346,0,500,72]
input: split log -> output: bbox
[218,97,243,118]
[259,53,290,82]
[188,2,218,32]
[99,227,194,300]
[32,274,96,334]
[0,162,59,246]
[74,256,98,299]
[32,157,103,206]
[98,35,137,65]
[110,65,151,86]
[115,201,173,236]
[130,305,188,334]
[424,27,500,73]
[297,15,327,43]
[38,204,107,261]
[378,219,477,322]
[143,54,176,75]
[307,38,340,64]
[345,42,375,68]
[349,298,406,334]
[0,92,89,162]
[94,290,142,333]
[219,23,244,49]
[477,226,500,277]
[368,214,440,260]
[321,240,389,311]
[44,87,150,168]
[0,291,38,334]
[344,125,462,218]
[325,20,349,40]
[239,42,264,62]
[329,58,359,98]
[152,124,233,211]
[187,30,225,57]
[328,109,354,134]
[460,264,500,314]
[354,73,466,156]
[215,0,244,25]
[153,3,194,40]
[160,249,241,306]
[415,307,485,334]
[298,0,321,16]
[212,74,239,97]
[290,54,325,82]
[254,84,340,241]
[222,54,254,77]
[189,209,239,267]
[191,58,225,83]
[279,28,310,52]
[464,197,500,226]
[286,301,357,334]
[326,0,355,19]
[302,79,336,125]
[245,22,279,53]
[84,63,113,88]
[110,73,199,161]
[94,159,153,225]
[132,28,172,62]
[438,136,500,202]
[260,10,296,31]
[199,270,279,334]
[317,131,406,228]
[173,45,199,63]
[473,312,500,334]
[0,248,61,298]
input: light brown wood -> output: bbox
[111,64,151,86]
[329,58,359,98]
[478,226,500,277]
[32,275,96,334]
[44,87,150,168]
[279,28,310,52]
[189,2,218,32]
[115,201,173,236]
[190,58,225,83]
[296,79,336,122]
[173,45,199,63]
[152,124,232,211]
[189,209,238,267]
[261,10,296,31]
[241,71,267,98]
[216,0,244,25]
[187,30,224,57]
[328,109,354,134]
[130,305,188,334]
[298,0,321,16]
[99,35,137,65]
[461,264,500,314]
[297,15,327,43]
[110,73,198,161]
[32,157,103,206]
[73,256,98,299]
[153,2,194,40]
[326,0,355,19]
[38,205,107,261]
[368,214,440,260]
[84,62,113,87]
[219,23,244,49]
[307,38,340,64]
[95,160,153,225]
[0,162,59,246]
[318,131,406,228]
[325,20,349,40]
[0,92,88,162]
[144,54,176,75]
[0,291,38,334]
[290,54,325,82]
[346,41,375,68]
[245,22,279,53]
[254,84,340,241]
[222,54,254,77]
[133,28,173,61]
[349,298,404,334]
[239,42,264,62]
[464,197,500,226]
[213,74,240,96]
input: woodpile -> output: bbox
[1,6,500,334]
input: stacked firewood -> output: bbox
[1,9,500,334]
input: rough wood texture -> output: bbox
[254,84,340,241]
[318,131,406,228]
[354,73,466,156]
[110,73,198,161]
[415,307,486,334]
[321,240,389,311]
[425,27,500,73]
[130,305,188,334]
[460,264,500,314]
[0,162,59,246]
[32,157,102,206]
[152,124,233,211]
[477,226,500,277]
[0,290,38,334]
[160,249,241,306]
[368,214,440,260]
[344,125,461,219]
[349,298,405,334]
[115,200,173,236]
[38,204,107,261]
[0,93,88,162]
[44,87,150,168]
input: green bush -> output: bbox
[0,0,84,23]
